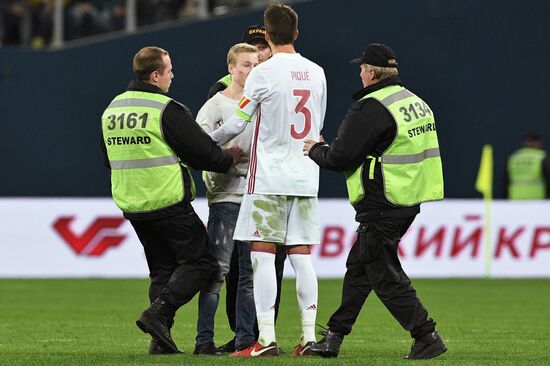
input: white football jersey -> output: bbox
[237,53,327,196]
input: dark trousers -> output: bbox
[225,244,287,334]
[130,210,219,309]
[327,216,435,339]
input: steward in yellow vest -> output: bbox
[100,47,243,355]
[304,44,446,360]
[505,134,549,199]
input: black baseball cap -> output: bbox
[350,43,398,68]
[241,25,268,45]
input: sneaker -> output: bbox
[193,342,224,355]
[148,338,183,354]
[216,337,236,353]
[230,341,280,357]
[292,341,316,356]
[136,298,179,354]
[309,329,344,358]
[405,330,447,360]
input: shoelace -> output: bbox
[316,323,329,338]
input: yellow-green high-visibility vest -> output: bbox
[218,74,232,87]
[345,85,444,206]
[101,90,196,213]
[508,147,546,199]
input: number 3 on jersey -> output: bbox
[291,89,311,139]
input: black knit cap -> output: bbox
[350,43,398,68]
[241,25,268,45]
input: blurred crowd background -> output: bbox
[0,0,267,48]
[1,0,548,199]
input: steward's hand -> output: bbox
[226,146,246,164]
[303,139,319,156]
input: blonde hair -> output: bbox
[227,43,259,65]
[365,63,399,80]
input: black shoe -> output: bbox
[149,338,182,354]
[405,330,447,360]
[217,337,236,353]
[136,298,179,354]
[194,342,225,355]
[309,329,344,358]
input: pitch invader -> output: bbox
[210,2,327,357]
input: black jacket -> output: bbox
[100,80,233,220]
[309,77,420,222]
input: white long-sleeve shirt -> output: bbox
[197,92,254,205]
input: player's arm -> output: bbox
[209,95,258,146]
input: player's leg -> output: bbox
[231,194,287,356]
[251,241,278,346]
[231,241,279,356]
[287,245,318,355]
[285,197,321,355]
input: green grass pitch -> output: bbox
[1,278,549,365]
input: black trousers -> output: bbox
[130,210,219,309]
[225,244,286,334]
[327,216,435,339]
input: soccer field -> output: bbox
[0,278,549,365]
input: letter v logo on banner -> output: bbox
[52,216,127,256]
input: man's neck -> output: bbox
[271,43,296,55]
[222,82,244,101]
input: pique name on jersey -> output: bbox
[291,70,310,81]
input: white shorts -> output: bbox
[233,193,320,245]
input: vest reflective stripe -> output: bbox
[345,84,444,206]
[102,91,192,213]
[380,89,415,107]
[508,148,546,199]
[110,155,179,170]
[107,98,167,110]
[381,147,440,164]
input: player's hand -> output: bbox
[226,146,246,164]
[303,139,318,156]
